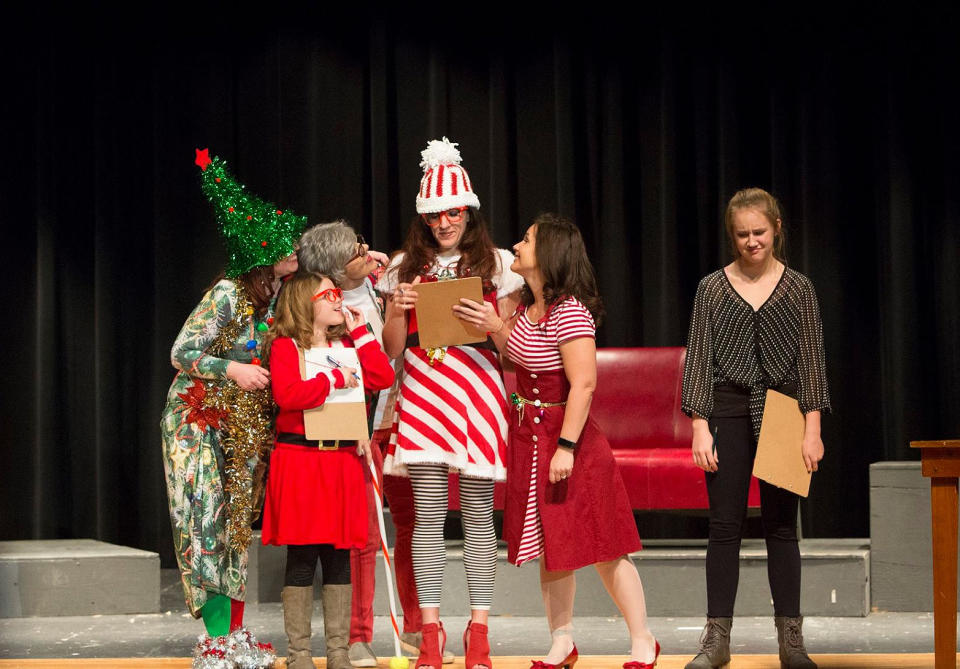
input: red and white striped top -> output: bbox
[506,297,596,371]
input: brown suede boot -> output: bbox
[684,617,732,668]
[322,584,352,669]
[775,616,817,668]
[281,585,315,669]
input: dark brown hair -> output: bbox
[265,273,346,358]
[519,213,604,326]
[724,187,786,262]
[394,208,498,284]
[207,265,276,318]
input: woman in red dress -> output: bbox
[454,214,660,669]
[261,272,394,669]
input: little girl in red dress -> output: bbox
[261,272,394,669]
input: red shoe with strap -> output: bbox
[464,620,492,669]
[529,645,578,669]
[622,639,660,669]
[415,622,447,669]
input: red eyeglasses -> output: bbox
[422,206,468,227]
[312,287,344,303]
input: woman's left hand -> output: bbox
[343,305,367,331]
[549,447,574,484]
[357,439,373,465]
[452,298,503,334]
[801,434,824,473]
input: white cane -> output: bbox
[368,458,409,669]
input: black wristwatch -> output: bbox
[557,437,577,450]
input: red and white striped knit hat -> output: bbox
[415,137,481,214]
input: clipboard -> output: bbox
[413,276,486,348]
[298,345,370,441]
[752,389,811,497]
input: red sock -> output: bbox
[230,598,245,632]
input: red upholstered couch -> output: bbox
[447,347,760,510]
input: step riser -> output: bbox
[0,541,159,618]
[250,537,869,616]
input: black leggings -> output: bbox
[284,544,351,587]
[705,415,801,618]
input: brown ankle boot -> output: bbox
[281,585,314,669]
[775,616,816,669]
[684,617,732,668]
[322,584,352,669]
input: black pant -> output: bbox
[705,415,801,617]
[284,544,351,587]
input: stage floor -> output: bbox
[0,611,953,662]
[0,654,953,668]
[1,570,956,664]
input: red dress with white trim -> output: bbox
[261,325,395,548]
[378,249,523,481]
[503,298,641,571]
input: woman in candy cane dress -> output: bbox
[379,138,522,669]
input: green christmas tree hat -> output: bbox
[195,148,307,278]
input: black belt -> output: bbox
[276,432,358,450]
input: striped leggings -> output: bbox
[407,463,497,610]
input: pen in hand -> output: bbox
[326,354,361,382]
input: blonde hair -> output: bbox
[265,273,346,359]
[724,187,786,261]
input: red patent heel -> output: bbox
[464,620,491,669]
[415,622,446,669]
[622,639,660,669]
[530,645,578,669]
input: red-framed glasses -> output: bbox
[422,206,468,227]
[312,287,344,303]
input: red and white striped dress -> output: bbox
[503,297,641,570]
[378,249,523,481]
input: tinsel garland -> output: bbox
[204,282,275,553]
[192,629,275,669]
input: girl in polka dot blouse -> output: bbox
[680,188,830,669]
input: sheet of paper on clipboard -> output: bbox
[413,276,486,349]
[752,389,811,497]
[300,345,369,441]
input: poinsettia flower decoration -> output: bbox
[177,381,229,431]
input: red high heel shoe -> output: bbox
[464,620,492,669]
[416,622,447,669]
[530,645,578,669]
[622,640,660,669]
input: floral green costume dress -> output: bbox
[160,279,274,617]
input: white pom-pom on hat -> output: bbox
[419,136,463,172]
[415,137,481,214]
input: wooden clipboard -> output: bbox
[298,346,370,441]
[752,389,811,497]
[413,276,486,348]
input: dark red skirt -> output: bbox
[504,367,641,571]
[261,441,368,548]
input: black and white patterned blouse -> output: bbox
[681,266,831,438]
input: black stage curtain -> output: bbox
[2,6,958,564]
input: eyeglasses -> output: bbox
[422,207,468,227]
[312,287,344,303]
[346,234,367,264]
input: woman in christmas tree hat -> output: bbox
[160,148,306,669]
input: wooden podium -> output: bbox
[910,439,960,669]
